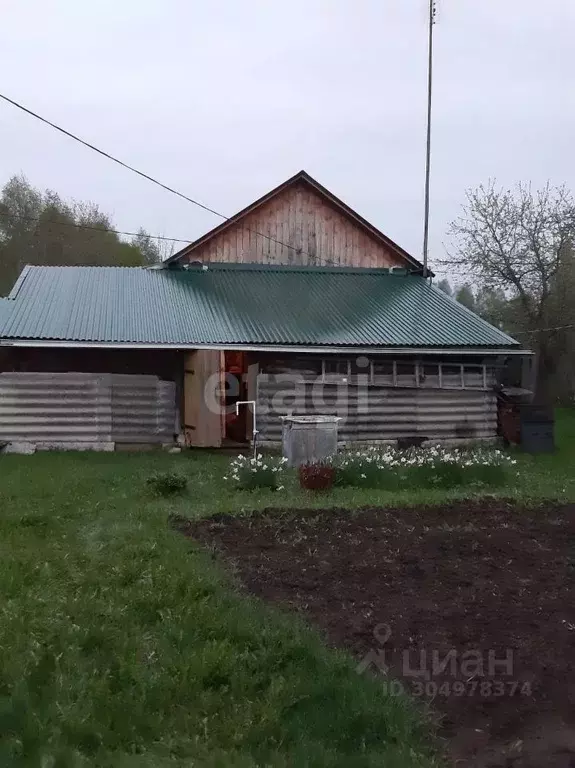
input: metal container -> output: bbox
[282,415,340,467]
[520,404,555,454]
[497,387,533,445]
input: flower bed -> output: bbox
[334,445,516,490]
[223,446,517,493]
[224,454,288,491]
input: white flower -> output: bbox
[361,473,366,479]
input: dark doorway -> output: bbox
[224,351,248,444]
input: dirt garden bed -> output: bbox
[181,501,575,767]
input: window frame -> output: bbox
[314,358,491,390]
[321,358,351,383]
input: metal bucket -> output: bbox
[282,415,341,467]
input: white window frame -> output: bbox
[321,358,350,383]
[321,359,490,390]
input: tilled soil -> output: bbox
[181,501,575,767]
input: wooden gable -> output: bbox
[169,171,422,271]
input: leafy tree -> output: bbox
[474,286,508,327]
[436,278,452,295]
[454,284,476,311]
[0,175,161,295]
[445,182,575,401]
[131,228,161,265]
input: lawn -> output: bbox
[0,409,573,766]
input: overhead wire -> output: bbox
[0,92,356,268]
[0,210,193,244]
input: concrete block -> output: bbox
[2,442,36,455]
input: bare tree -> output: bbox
[445,182,575,400]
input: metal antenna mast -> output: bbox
[422,0,437,278]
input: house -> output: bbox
[0,171,523,450]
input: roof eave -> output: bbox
[0,339,529,355]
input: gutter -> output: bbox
[0,339,532,356]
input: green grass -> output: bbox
[0,410,573,767]
[0,459,437,766]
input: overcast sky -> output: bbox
[1,0,574,271]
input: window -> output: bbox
[419,363,440,388]
[349,355,371,380]
[463,365,484,389]
[297,358,323,380]
[372,360,395,385]
[395,362,417,387]
[442,364,463,388]
[484,367,496,388]
[323,359,349,381]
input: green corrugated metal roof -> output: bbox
[0,264,519,349]
[0,299,12,324]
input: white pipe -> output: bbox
[235,400,259,456]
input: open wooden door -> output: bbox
[184,350,225,447]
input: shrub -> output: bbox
[409,462,466,489]
[334,448,402,489]
[224,454,288,491]
[464,451,511,487]
[146,470,188,497]
[407,446,515,489]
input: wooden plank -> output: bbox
[184,350,224,447]
[296,185,304,264]
[181,182,416,268]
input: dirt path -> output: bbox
[183,501,575,767]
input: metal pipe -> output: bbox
[235,400,259,457]
[422,0,436,278]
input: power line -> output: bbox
[0,92,341,268]
[0,93,225,220]
[0,210,193,244]
[514,324,575,335]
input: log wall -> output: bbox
[255,354,499,444]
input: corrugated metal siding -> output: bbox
[257,376,497,443]
[0,372,175,447]
[0,265,518,349]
